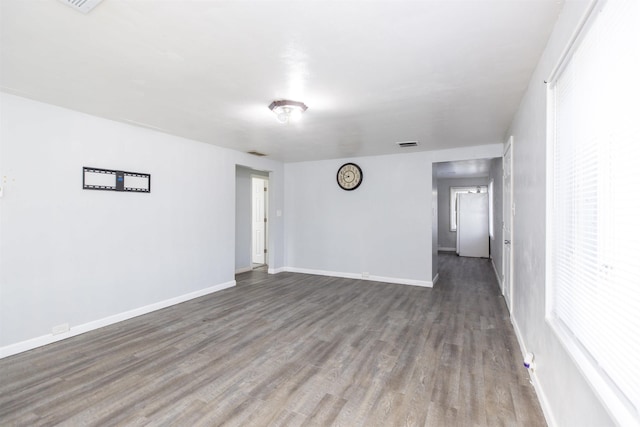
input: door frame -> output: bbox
[502,136,514,311]
[251,175,268,268]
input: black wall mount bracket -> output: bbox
[83,167,151,193]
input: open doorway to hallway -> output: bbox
[432,158,504,294]
[235,166,270,274]
[251,176,268,269]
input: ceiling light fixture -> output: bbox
[268,100,308,124]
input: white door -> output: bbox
[503,138,513,310]
[251,177,266,265]
[458,193,489,258]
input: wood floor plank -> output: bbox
[269,408,308,427]
[306,393,347,426]
[0,255,546,426]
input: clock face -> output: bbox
[337,163,363,191]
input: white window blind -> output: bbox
[548,0,640,424]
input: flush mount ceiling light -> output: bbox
[268,100,308,124]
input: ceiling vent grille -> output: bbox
[247,150,268,157]
[58,0,104,14]
[396,141,419,148]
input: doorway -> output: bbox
[251,176,268,268]
[433,157,504,288]
[457,192,490,258]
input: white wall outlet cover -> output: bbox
[524,352,535,369]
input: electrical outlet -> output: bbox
[362,272,370,279]
[52,323,69,335]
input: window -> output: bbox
[547,1,640,425]
[449,186,487,231]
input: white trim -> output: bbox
[545,69,555,320]
[502,136,514,312]
[545,0,601,83]
[488,178,495,238]
[235,266,252,274]
[511,317,558,427]
[0,280,236,359]
[283,267,433,288]
[432,273,440,286]
[548,318,638,426]
[268,266,286,274]
[285,267,361,279]
[250,175,269,266]
[438,246,457,252]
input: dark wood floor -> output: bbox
[0,254,546,426]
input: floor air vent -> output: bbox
[58,0,104,14]
[396,141,419,148]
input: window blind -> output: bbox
[548,0,640,424]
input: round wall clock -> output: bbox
[337,163,363,191]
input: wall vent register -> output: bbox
[396,141,419,148]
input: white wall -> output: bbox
[235,166,252,272]
[507,1,613,425]
[436,177,488,251]
[284,144,502,287]
[0,93,284,355]
[431,167,438,282]
[284,153,432,285]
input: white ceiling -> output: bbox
[0,0,562,163]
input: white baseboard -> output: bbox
[0,280,236,359]
[268,267,286,274]
[432,273,440,286]
[283,267,433,288]
[235,266,252,274]
[438,246,457,252]
[511,317,557,427]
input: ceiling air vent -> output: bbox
[396,141,419,148]
[247,151,268,157]
[58,0,105,14]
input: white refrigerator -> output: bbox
[456,192,489,258]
